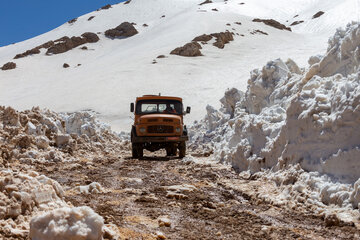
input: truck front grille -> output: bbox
[147,125,174,133]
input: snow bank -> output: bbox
[0,108,124,238]
[0,106,126,165]
[30,206,104,240]
[190,22,360,211]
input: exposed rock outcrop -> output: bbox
[199,0,212,5]
[81,32,100,43]
[97,4,112,11]
[15,32,99,58]
[290,20,304,26]
[192,34,213,42]
[1,62,16,70]
[211,32,234,49]
[253,18,291,31]
[313,11,325,19]
[46,33,99,55]
[14,41,54,59]
[251,29,268,35]
[105,22,138,39]
[170,42,202,57]
[68,18,77,24]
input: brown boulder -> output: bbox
[211,32,234,49]
[252,18,291,31]
[313,11,325,19]
[81,32,100,43]
[170,42,202,57]
[71,36,87,48]
[47,37,74,55]
[105,22,138,38]
[1,62,16,70]
[124,0,131,4]
[63,63,70,68]
[88,16,95,21]
[290,20,304,26]
[250,29,268,35]
[98,4,112,11]
[192,34,213,42]
[199,0,212,5]
[68,18,77,24]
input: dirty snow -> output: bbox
[0,169,68,238]
[0,106,126,239]
[29,206,104,240]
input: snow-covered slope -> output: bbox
[0,0,359,131]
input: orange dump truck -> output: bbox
[130,95,191,158]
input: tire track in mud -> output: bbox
[37,151,360,240]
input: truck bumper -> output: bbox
[132,136,188,143]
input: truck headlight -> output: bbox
[175,127,181,133]
[139,127,146,133]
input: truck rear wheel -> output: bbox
[178,142,186,158]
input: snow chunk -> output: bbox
[30,206,104,240]
[61,111,111,137]
[76,182,103,194]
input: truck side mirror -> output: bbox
[130,103,134,112]
[186,106,191,114]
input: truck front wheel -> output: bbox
[132,143,143,158]
[178,142,186,158]
[166,144,177,156]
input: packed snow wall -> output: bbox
[191,22,360,184]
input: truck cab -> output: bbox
[130,95,190,158]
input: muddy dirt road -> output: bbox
[36,151,360,240]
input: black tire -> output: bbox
[179,142,186,158]
[166,144,177,156]
[138,145,143,158]
[132,143,143,158]
[132,143,139,158]
[131,127,143,158]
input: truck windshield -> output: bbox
[136,100,183,115]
